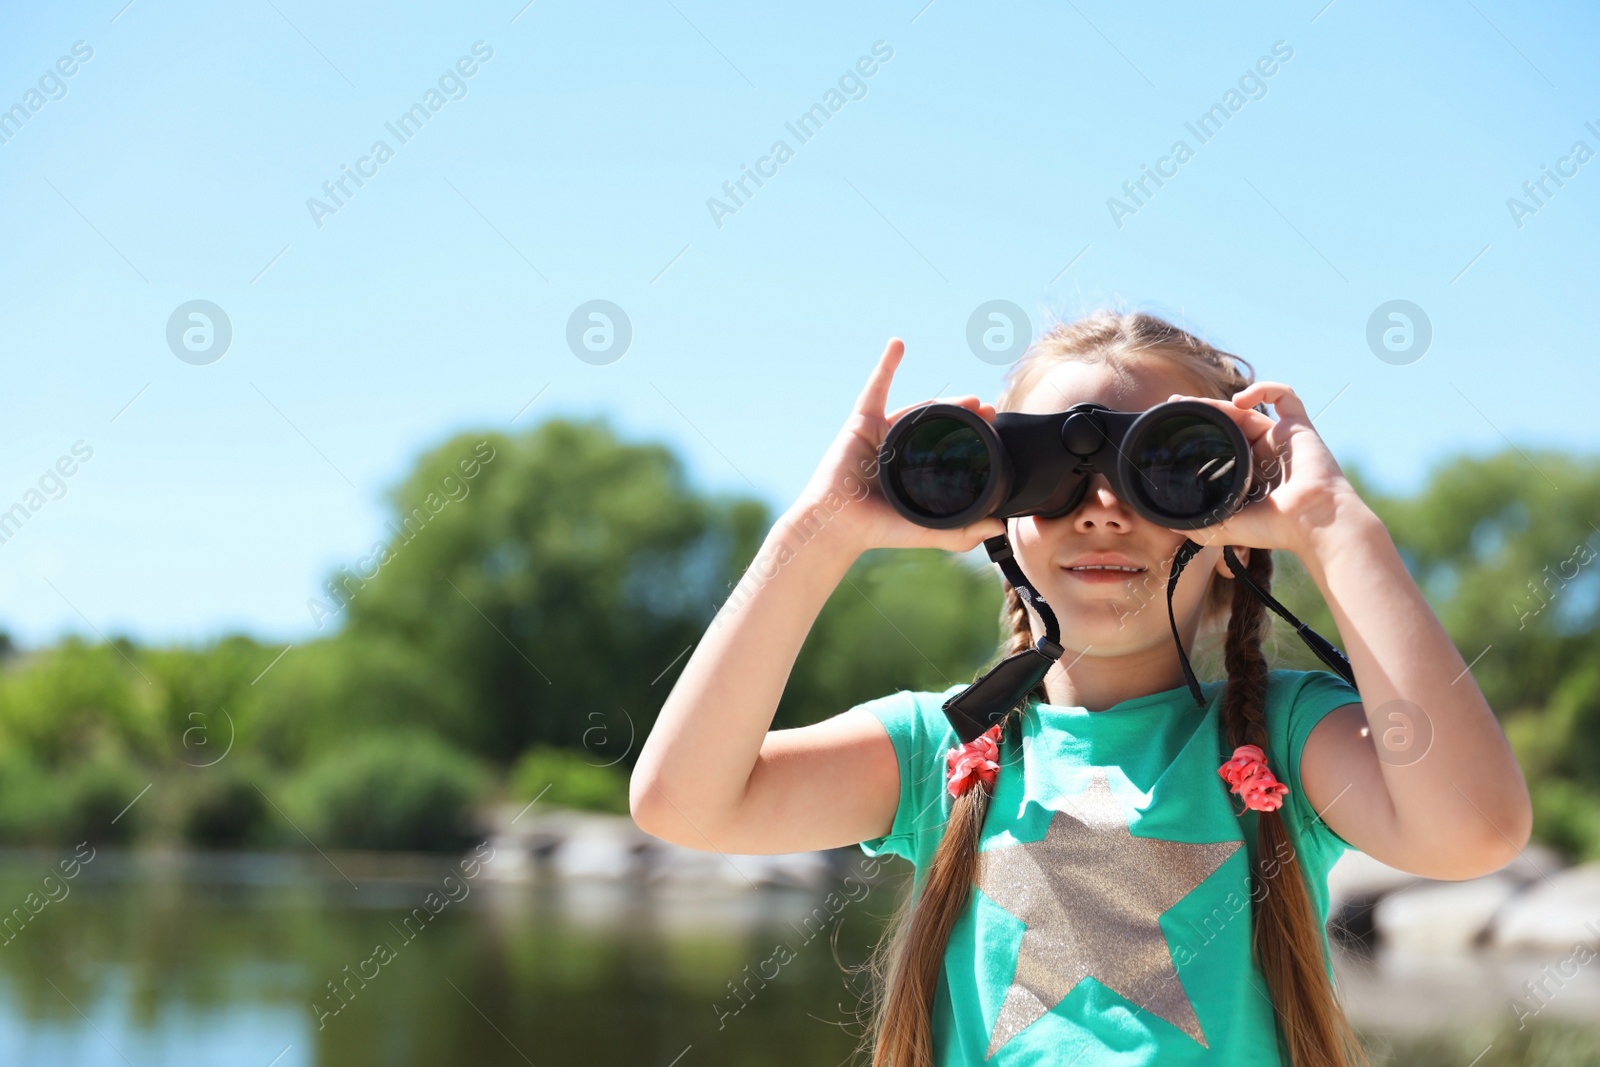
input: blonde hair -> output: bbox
[853,309,1370,1067]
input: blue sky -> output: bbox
[0,0,1595,648]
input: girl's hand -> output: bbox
[1165,382,1363,557]
[789,338,1007,555]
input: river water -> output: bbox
[0,847,1595,1066]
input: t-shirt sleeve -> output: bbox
[1278,668,1364,853]
[854,689,945,862]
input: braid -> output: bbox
[856,700,1026,1067]
[1220,548,1371,1067]
[999,582,1051,710]
[1000,582,1034,657]
[1220,548,1274,753]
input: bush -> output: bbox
[287,733,488,852]
[509,745,629,814]
[1528,776,1600,863]
[0,744,149,846]
[179,766,270,849]
[0,755,68,845]
[59,749,149,845]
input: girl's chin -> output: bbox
[1053,603,1155,637]
[1050,582,1152,609]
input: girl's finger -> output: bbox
[947,515,1007,550]
[1169,393,1276,444]
[884,401,922,423]
[855,338,906,417]
[1230,381,1313,425]
[953,395,987,417]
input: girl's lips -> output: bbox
[1063,566,1145,584]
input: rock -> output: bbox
[478,834,536,882]
[477,804,851,888]
[639,839,835,889]
[1327,849,1420,911]
[1326,850,1422,944]
[639,836,727,884]
[1336,941,1600,1035]
[1489,862,1600,949]
[553,835,641,880]
[714,850,835,890]
[1326,842,1569,947]
[549,812,653,880]
[1373,874,1522,952]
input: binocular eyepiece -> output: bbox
[877,399,1257,532]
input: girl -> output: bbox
[630,310,1532,1066]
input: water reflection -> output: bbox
[0,847,898,1067]
[1,847,1597,1066]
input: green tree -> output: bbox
[330,418,768,765]
[779,547,1006,728]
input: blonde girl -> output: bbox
[631,310,1532,1065]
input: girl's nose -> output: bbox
[1071,474,1134,530]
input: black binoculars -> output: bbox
[876,399,1258,531]
[873,396,1358,741]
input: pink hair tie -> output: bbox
[1218,743,1289,813]
[946,724,1004,798]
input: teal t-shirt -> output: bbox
[856,668,1361,1065]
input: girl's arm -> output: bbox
[1182,380,1532,881]
[630,506,900,855]
[629,340,1005,856]
[1296,493,1533,879]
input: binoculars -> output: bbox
[874,397,1359,741]
[877,399,1258,531]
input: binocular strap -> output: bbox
[943,534,1359,742]
[940,534,1066,743]
[1216,543,1357,686]
[1167,540,1358,708]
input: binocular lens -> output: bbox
[889,416,992,519]
[1131,414,1239,517]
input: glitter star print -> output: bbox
[973,769,1242,1057]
